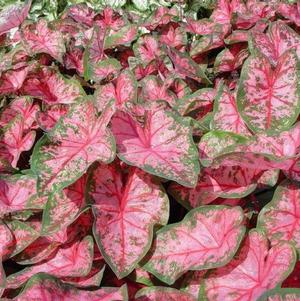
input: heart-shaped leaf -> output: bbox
[237,50,300,133]
[258,180,300,252]
[89,163,169,278]
[21,19,66,62]
[202,229,296,301]
[31,100,115,193]
[143,206,245,284]
[6,236,94,289]
[111,108,199,187]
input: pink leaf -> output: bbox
[95,7,126,31]
[111,108,199,188]
[90,163,169,278]
[6,236,94,289]
[0,0,32,35]
[36,105,68,132]
[278,2,300,27]
[258,180,300,251]
[203,229,296,301]
[160,24,186,48]
[212,83,251,135]
[41,174,87,235]
[237,50,299,133]
[31,100,116,193]
[12,274,128,301]
[167,47,210,83]
[201,123,300,170]
[214,46,248,74]
[104,25,137,49]
[21,19,66,62]
[250,21,300,66]
[143,206,245,284]
[169,166,262,209]
[0,66,29,95]
[84,57,121,82]
[0,96,39,131]
[66,3,95,27]
[0,115,36,168]
[141,75,176,106]
[133,35,161,65]
[0,221,14,259]
[0,173,44,217]
[135,287,197,301]
[22,67,85,105]
[94,70,137,110]
[7,220,39,258]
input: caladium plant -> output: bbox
[0,0,300,300]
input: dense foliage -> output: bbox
[0,0,300,300]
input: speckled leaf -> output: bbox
[31,100,115,193]
[42,174,87,235]
[84,58,121,83]
[36,105,68,132]
[212,83,251,135]
[237,50,300,133]
[0,115,36,168]
[179,271,206,300]
[0,0,32,35]
[111,108,199,188]
[169,166,262,209]
[0,221,14,259]
[0,173,44,217]
[90,163,169,278]
[135,287,197,301]
[250,21,300,65]
[167,47,210,84]
[214,46,248,74]
[202,229,296,301]
[0,96,38,131]
[6,236,94,289]
[0,67,29,95]
[278,2,300,27]
[61,262,105,288]
[133,35,161,65]
[141,75,176,107]
[258,180,300,252]
[104,25,137,49]
[21,19,66,62]
[12,273,128,301]
[200,123,300,170]
[143,206,245,285]
[84,26,105,65]
[258,288,300,301]
[22,67,85,105]
[7,220,39,257]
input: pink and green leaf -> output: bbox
[111,108,200,188]
[202,229,297,301]
[258,288,300,301]
[12,273,128,301]
[258,180,300,252]
[90,163,169,278]
[6,236,94,289]
[143,206,245,284]
[135,286,197,301]
[237,50,300,133]
[31,100,116,193]
[21,19,66,63]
